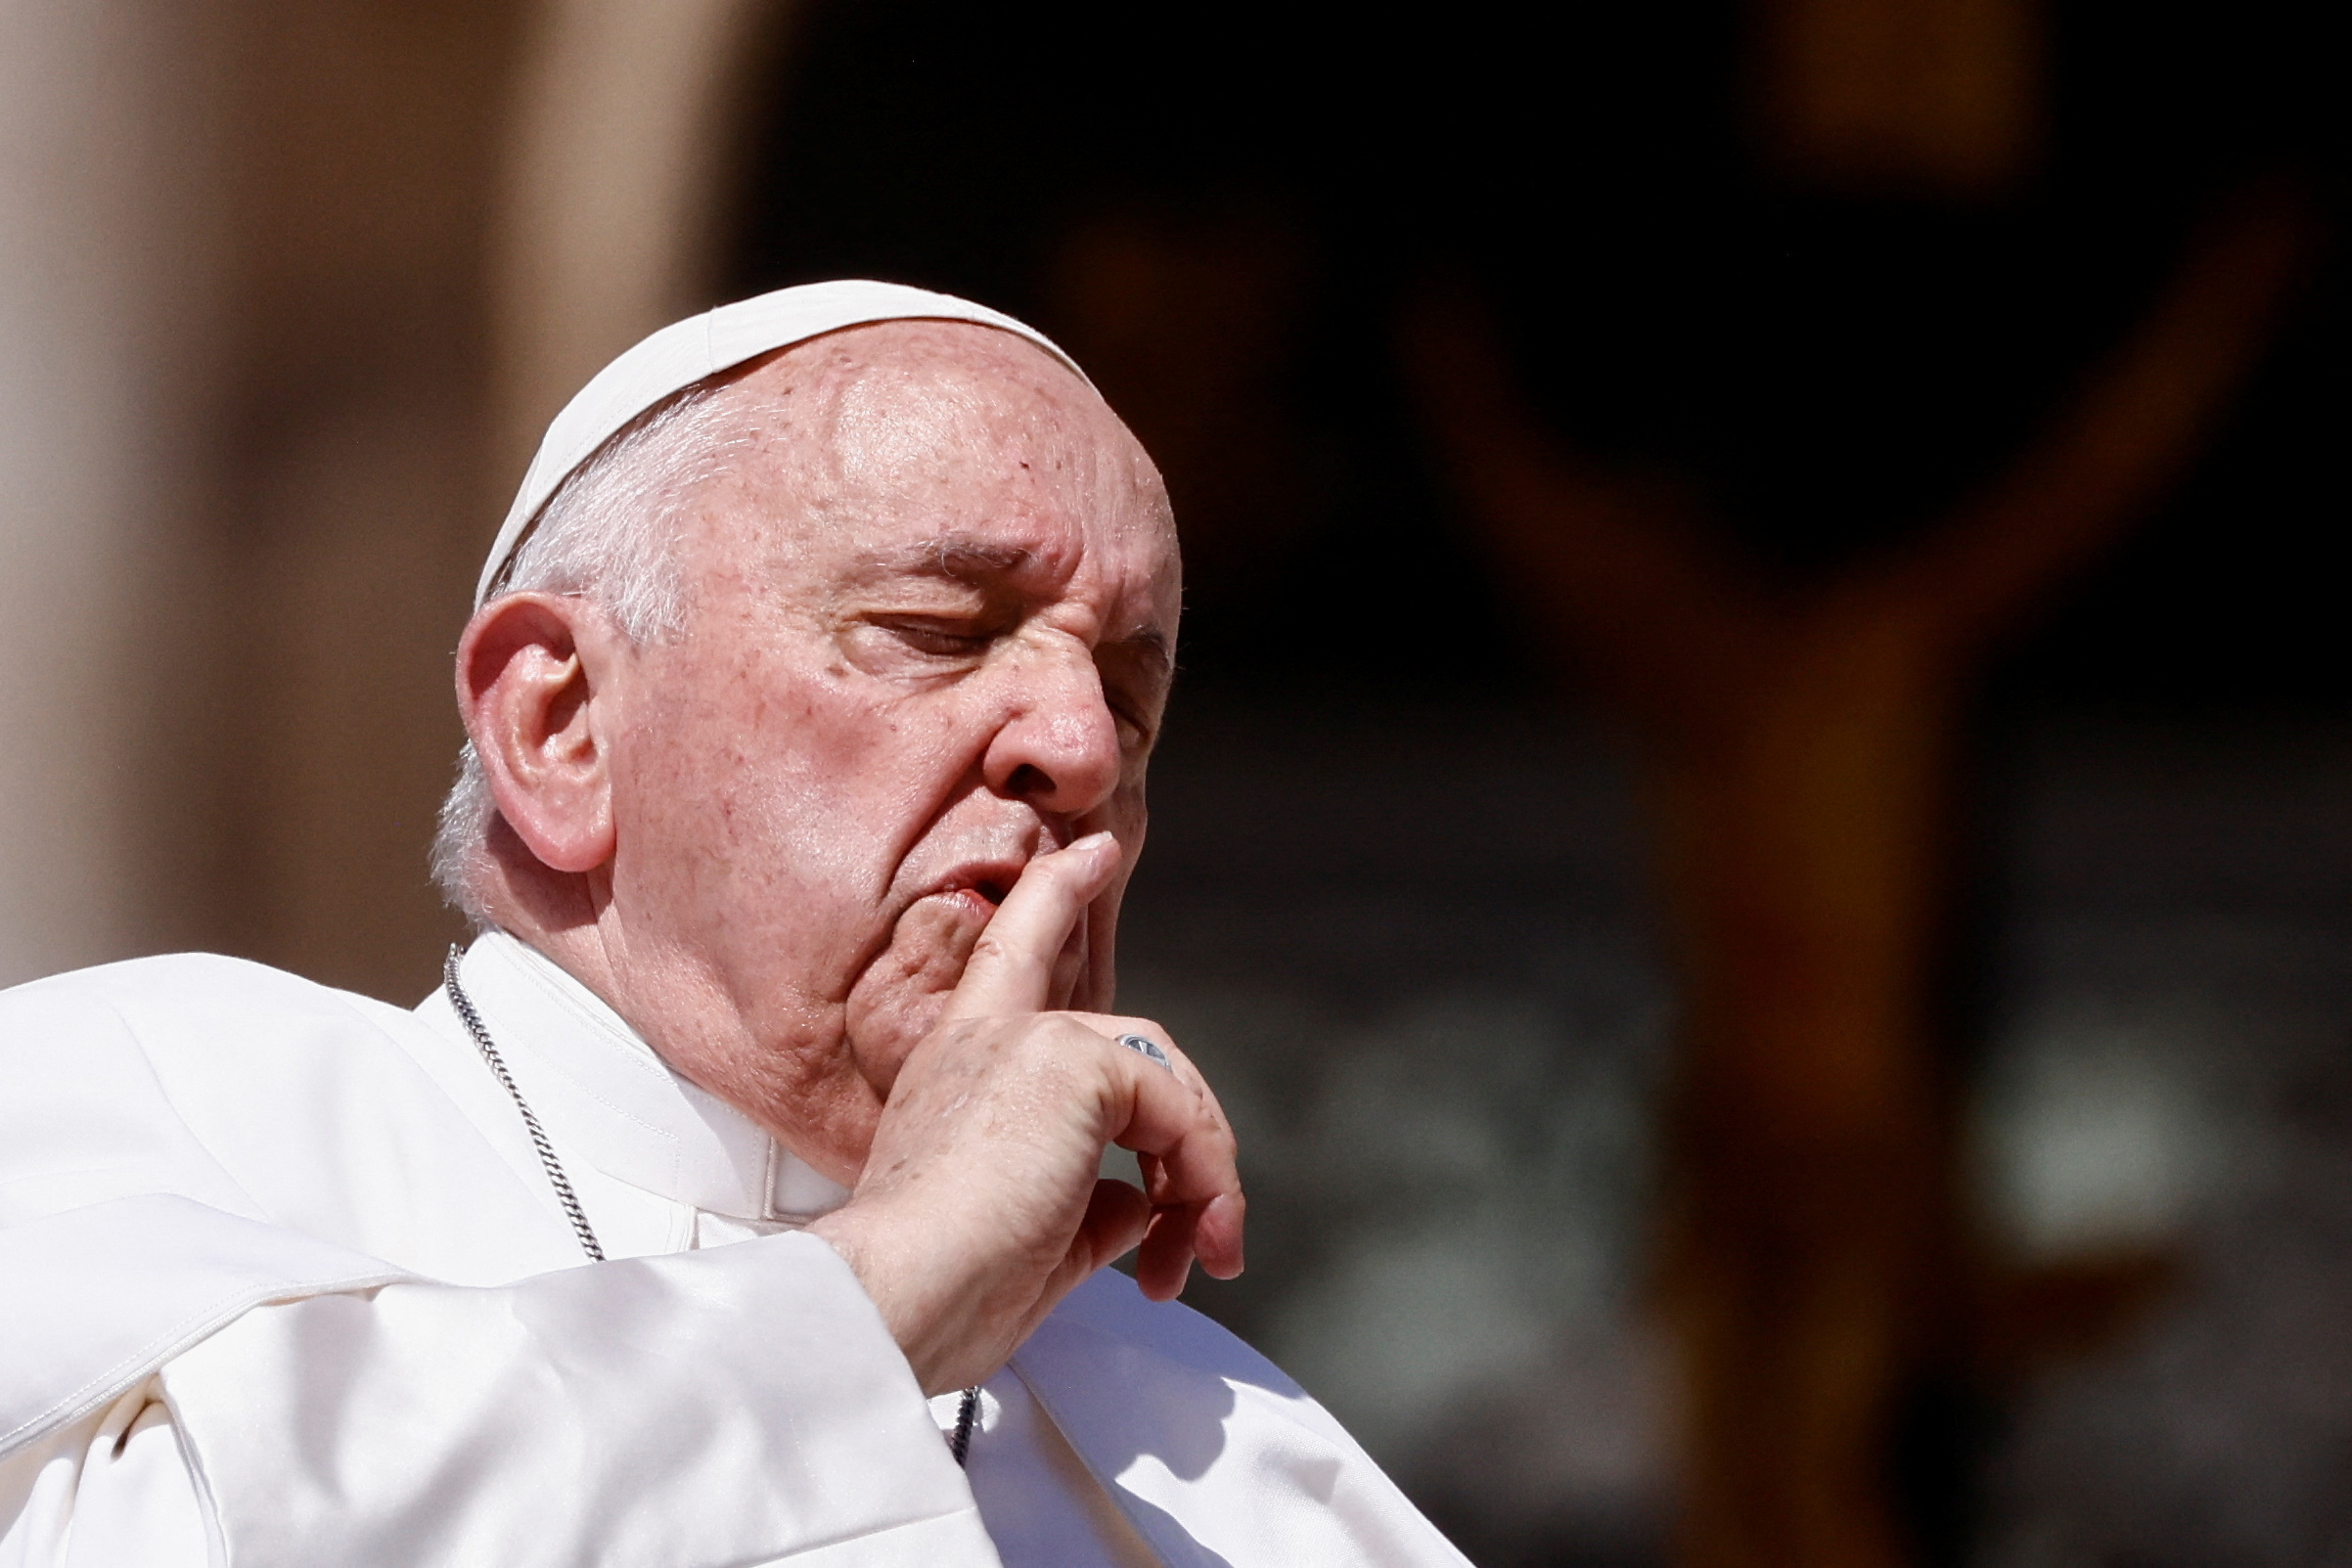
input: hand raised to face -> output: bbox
[808,832,1244,1396]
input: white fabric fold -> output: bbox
[1017,1272,1467,1568]
[4,1385,212,1568]
[162,1233,993,1568]
[0,1195,405,1460]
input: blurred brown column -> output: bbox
[1408,194,2306,1568]
[187,0,781,1002]
[491,0,791,481]
[185,0,534,999]
[0,2,226,986]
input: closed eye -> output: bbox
[870,617,997,656]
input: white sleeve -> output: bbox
[149,1233,1000,1568]
[0,1382,211,1568]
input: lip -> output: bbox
[919,855,1033,912]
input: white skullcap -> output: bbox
[475,279,1088,607]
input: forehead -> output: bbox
[690,322,1178,608]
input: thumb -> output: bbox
[941,832,1120,1020]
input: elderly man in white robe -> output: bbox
[0,283,1471,1567]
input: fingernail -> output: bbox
[1066,830,1116,857]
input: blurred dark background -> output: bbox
[731,0,2342,711]
[1,1,2343,1564]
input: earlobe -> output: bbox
[456,594,618,875]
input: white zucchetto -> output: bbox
[476,280,1088,606]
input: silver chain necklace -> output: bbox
[444,946,605,1262]
[441,945,981,1463]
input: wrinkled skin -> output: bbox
[456,322,1243,1391]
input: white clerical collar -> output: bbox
[440,931,850,1224]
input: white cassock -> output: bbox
[0,933,1469,1567]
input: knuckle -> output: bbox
[1008,1013,1103,1065]
[966,932,1020,967]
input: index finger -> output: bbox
[940,832,1121,1021]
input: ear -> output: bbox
[456,593,619,875]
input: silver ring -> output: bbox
[1117,1033,1173,1071]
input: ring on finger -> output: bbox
[1117,1033,1174,1071]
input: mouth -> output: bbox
[923,858,1028,915]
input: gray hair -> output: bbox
[430,381,749,923]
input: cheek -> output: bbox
[1094,773,1150,844]
[611,665,994,988]
[611,663,861,927]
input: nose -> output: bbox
[981,641,1123,820]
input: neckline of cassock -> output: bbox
[424,932,852,1226]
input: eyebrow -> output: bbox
[865,535,1035,582]
[1103,626,1175,687]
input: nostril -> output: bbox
[1003,763,1053,800]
